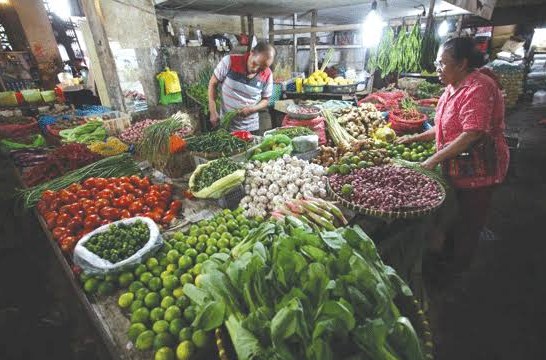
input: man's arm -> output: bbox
[238,98,269,117]
[208,75,220,126]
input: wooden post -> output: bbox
[268,18,274,43]
[425,0,436,34]
[80,0,125,111]
[247,15,254,51]
[309,9,317,74]
[240,16,246,34]
[292,13,298,72]
[456,15,464,35]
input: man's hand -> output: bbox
[210,112,219,127]
[238,107,255,117]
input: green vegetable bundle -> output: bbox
[189,158,245,199]
[59,120,106,144]
[186,129,249,156]
[0,134,46,150]
[268,126,315,139]
[18,153,140,208]
[250,134,293,162]
[183,219,425,360]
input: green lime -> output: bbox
[135,287,149,301]
[194,274,204,288]
[164,305,182,322]
[152,319,170,334]
[210,232,221,240]
[179,273,193,285]
[178,255,193,270]
[174,241,189,253]
[83,278,100,294]
[186,236,197,247]
[149,277,162,291]
[161,296,176,309]
[105,274,117,282]
[159,257,169,267]
[150,307,165,322]
[140,271,153,284]
[195,253,208,264]
[197,234,208,243]
[178,327,192,342]
[118,292,134,309]
[163,275,179,290]
[229,237,239,247]
[130,299,145,313]
[155,346,175,360]
[206,238,217,247]
[176,340,195,360]
[135,263,148,277]
[151,266,164,277]
[217,238,229,249]
[129,281,145,293]
[135,330,155,350]
[79,272,92,284]
[176,295,190,309]
[195,242,206,253]
[192,329,208,348]
[169,318,184,336]
[226,220,238,231]
[417,145,425,152]
[145,292,161,308]
[183,306,196,322]
[146,257,159,270]
[166,264,177,273]
[166,250,180,264]
[217,224,228,234]
[172,287,185,299]
[205,245,218,256]
[190,264,202,277]
[173,232,185,241]
[97,281,116,296]
[159,288,170,298]
[127,323,147,342]
[118,272,135,288]
[131,307,150,324]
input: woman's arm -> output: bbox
[396,126,436,144]
[208,75,220,126]
[421,130,483,170]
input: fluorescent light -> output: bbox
[438,19,449,37]
[362,7,386,48]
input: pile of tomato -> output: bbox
[36,176,183,254]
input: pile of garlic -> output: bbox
[240,155,326,217]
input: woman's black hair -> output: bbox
[442,37,485,70]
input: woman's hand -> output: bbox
[421,158,438,170]
[396,134,417,144]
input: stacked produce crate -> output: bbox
[486,59,525,109]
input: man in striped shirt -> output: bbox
[208,42,275,132]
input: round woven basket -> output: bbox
[326,176,446,220]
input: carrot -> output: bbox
[169,134,187,154]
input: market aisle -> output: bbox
[430,107,546,360]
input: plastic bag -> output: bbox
[189,162,245,199]
[282,115,327,145]
[292,134,318,153]
[73,217,163,275]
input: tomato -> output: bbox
[82,177,97,189]
[52,227,69,241]
[67,203,81,217]
[113,186,126,197]
[120,209,132,219]
[95,198,110,208]
[117,196,129,209]
[152,207,164,217]
[133,188,144,198]
[49,198,61,211]
[41,190,57,204]
[169,200,182,212]
[182,190,194,200]
[76,189,91,198]
[67,183,82,194]
[141,205,150,213]
[97,189,114,200]
[120,182,135,194]
[79,199,94,209]
[77,210,85,219]
[94,178,108,190]
[158,191,170,202]
[150,184,161,193]
[99,207,120,221]
[147,190,161,199]
[125,193,136,202]
[143,212,160,222]
[84,214,101,228]
[129,175,141,185]
[58,205,71,215]
[100,219,110,226]
[161,184,173,193]
[162,214,175,224]
[144,195,158,207]
[67,219,82,232]
[36,200,48,215]
[59,190,77,204]
[56,213,71,227]
[139,177,151,190]
[44,212,58,229]
[128,201,143,214]
[59,236,77,253]
[134,213,144,217]
[85,206,98,215]
[164,209,177,218]
[118,176,130,184]
[156,201,168,211]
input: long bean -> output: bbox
[186,129,248,154]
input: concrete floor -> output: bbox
[0,105,545,359]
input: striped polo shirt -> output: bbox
[214,53,273,131]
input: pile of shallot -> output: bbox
[119,119,163,144]
[329,165,443,211]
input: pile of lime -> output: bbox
[80,208,261,360]
[327,147,390,175]
[386,141,436,162]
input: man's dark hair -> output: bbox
[442,37,484,70]
[252,41,276,57]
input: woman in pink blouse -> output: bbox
[399,37,509,271]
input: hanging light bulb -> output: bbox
[362,1,387,48]
[438,19,450,37]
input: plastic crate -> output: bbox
[294,148,319,161]
[217,185,245,209]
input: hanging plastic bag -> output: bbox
[73,217,163,275]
